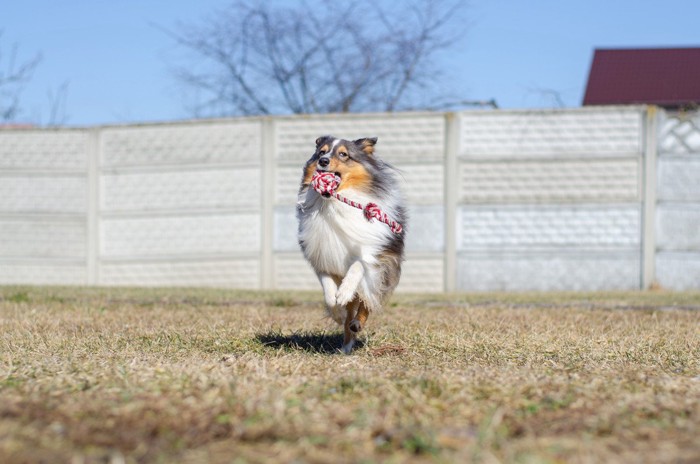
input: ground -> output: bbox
[0,286,698,463]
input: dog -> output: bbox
[296,135,406,354]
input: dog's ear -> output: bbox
[354,137,378,155]
[315,135,332,147]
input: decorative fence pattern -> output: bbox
[1,106,698,291]
[655,109,700,289]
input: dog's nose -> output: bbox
[318,157,329,168]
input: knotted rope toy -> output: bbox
[311,170,403,234]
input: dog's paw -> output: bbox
[320,276,338,308]
[335,286,355,307]
[341,338,355,355]
[327,304,344,325]
[324,292,337,310]
[349,319,362,333]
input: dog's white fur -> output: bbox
[298,186,403,319]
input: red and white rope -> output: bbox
[311,171,403,234]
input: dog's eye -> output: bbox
[318,150,327,156]
[338,152,349,159]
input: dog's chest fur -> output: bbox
[297,187,396,278]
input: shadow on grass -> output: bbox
[256,331,364,354]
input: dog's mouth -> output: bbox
[319,171,341,198]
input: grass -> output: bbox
[0,286,698,463]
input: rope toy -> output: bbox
[311,171,403,234]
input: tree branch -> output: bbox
[165,0,468,116]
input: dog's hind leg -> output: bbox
[342,297,361,354]
[349,300,369,334]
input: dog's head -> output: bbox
[303,135,379,193]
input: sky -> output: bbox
[2,0,699,127]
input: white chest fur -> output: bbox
[298,188,396,277]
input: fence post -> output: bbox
[641,106,658,289]
[444,113,460,293]
[86,128,100,286]
[260,118,276,289]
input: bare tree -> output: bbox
[167,0,467,117]
[0,31,41,122]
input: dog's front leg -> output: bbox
[319,273,338,309]
[336,260,365,307]
[319,273,346,324]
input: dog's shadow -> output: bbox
[256,331,364,354]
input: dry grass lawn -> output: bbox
[0,286,699,463]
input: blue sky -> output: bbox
[3,0,699,126]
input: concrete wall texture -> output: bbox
[1,106,698,291]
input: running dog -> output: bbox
[297,135,406,353]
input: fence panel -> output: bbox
[271,113,447,292]
[98,120,264,288]
[0,130,90,285]
[455,107,645,291]
[656,111,700,290]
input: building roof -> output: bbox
[583,47,700,108]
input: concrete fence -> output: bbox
[1,106,698,291]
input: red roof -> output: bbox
[583,47,700,108]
